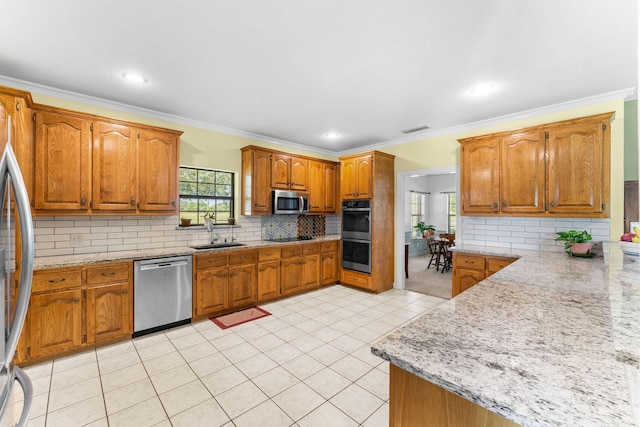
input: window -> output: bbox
[179,167,234,225]
[448,193,456,233]
[410,192,426,237]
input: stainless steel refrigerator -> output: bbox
[0,117,34,426]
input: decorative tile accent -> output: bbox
[298,215,326,237]
[261,215,299,240]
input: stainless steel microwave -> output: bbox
[272,190,309,214]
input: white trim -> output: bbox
[0,74,338,156]
[2,74,633,157]
[338,88,635,156]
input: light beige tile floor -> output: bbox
[13,285,444,426]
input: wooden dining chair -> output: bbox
[438,233,455,273]
[426,236,440,269]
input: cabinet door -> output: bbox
[321,250,338,285]
[34,111,91,211]
[0,99,8,156]
[308,160,324,213]
[92,122,137,211]
[547,122,605,214]
[301,254,320,290]
[452,268,485,297]
[86,281,132,344]
[30,289,83,358]
[229,264,257,308]
[281,257,302,296]
[500,132,545,214]
[340,158,357,199]
[195,267,229,316]
[323,162,337,212]
[290,157,308,191]
[355,155,373,198]
[138,129,178,212]
[252,149,272,214]
[271,153,290,189]
[460,137,500,215]
[258,260,281,301]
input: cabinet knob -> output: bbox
[550,201,556,207]
[502,202,507,208]
[80,197,87,207]
[171,200,176,207]
[492,202,498,208]
[130,198,136,207]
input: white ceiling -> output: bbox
[0,1,637,154]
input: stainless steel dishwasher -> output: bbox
[133,255,193,337]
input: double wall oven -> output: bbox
[341,199,371,274]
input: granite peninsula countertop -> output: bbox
[372,242,640,427]
[33,234,341,269]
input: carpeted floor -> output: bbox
[405,254,452,299]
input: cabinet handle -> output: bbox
[130,198,136,207]
[101,272,116,277]
[73,298,80,303]
[48,278,66,283]
[492,202,498,208]
[80,197,87,206]
[550,201,556,207]
[123,290,128,295]
[171,200,176,207]
[502,202,507,208]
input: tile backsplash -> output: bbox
[33,214,341,258]
[459,216,611,252]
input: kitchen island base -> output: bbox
[390,364,519,427]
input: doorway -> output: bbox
[395,167,459,299]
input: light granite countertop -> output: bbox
[33,234,341,269]
[372,241,640,427]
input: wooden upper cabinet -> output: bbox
[0,101,7,154]
[271,153,308,191]
[308,160,337,213]
[241,148,271,215]
[459,112,612,218]
[92,122,137,211]
[340,154,373,199]
[308,160,324,212]
[547,121,606,215]
[138,128,178,212]
[500,131,545,214]
[34,110,91,211]
[460,137,500,214]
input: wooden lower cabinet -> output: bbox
[320,241,338,285]
[29,289,83,359]
[258,248,281,301]
[341,269,373,292]
[390,364,520,426]
[452,253,517,297]
[281,256,303,296]
[193,249,258,318]
[22,261,133,363]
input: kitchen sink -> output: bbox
[189,242,246,250]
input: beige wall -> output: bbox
[383,99,626,238]
[31,91,626,238]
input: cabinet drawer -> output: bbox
[454,253,485,271]
[32,268,83,293]
[486,256,517,273]
[86,262,131,285]
[195,253,228,270]
[259,247,281,262]
[341,269,372,290]
[302,243,320,256]
[320,241,337,252]
[281,245,302,258]
[229,249,258,265]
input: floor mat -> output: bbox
[211,306,271,329]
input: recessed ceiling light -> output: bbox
[470,84,495,95]
[324,132,340,139]
[122,72,147,84]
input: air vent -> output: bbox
[402,125,430,134]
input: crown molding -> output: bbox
[1,74,633,158]
[0,75,338,157]
[336,87,636,156]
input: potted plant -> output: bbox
[555,230,593,256]
[415,222,436,237]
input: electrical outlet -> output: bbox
[70,235,85,246]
